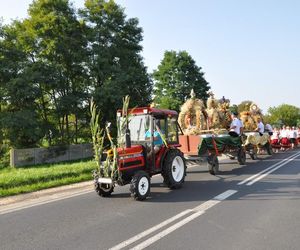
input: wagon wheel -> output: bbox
[265,142,273,155]
[249,146,258,160]
[207,154,219,175]
[237,148,246,165]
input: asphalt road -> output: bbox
[1,149,299,250]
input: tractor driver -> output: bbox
[145,121,164,157]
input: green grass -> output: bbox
[0,160,97,197]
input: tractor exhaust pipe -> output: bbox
[125,119,131,148]
[125,128,131,148]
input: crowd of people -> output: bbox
[270,125,300,151]
[229,112,300,152]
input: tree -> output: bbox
[0,0,90,146]
[153,50,210,111]
[0,21,44,148]
[80,0,152,126]
[26,0,89,144]
[229,104,238,114]
[0,0,152,148]
[266,104,300,127]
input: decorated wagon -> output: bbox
[178,91,246,175]
[179,133,246,175]
[243,131,272,158]
[239,102,272,158]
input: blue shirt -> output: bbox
[145,130,163,146]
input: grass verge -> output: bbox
[0,160,96,197]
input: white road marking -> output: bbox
[110,190,238,250]
[109,209,193,250]
[130,210,205,250]
[238,151,300,185]
[246,153,300,185]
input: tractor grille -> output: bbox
[123,160,143,168]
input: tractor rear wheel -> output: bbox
[95,183,114,197]
[162,150,186,189]
[207,154,219,175]
[130,171,150,201]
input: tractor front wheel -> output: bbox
[130,171,150,201]
[95,183,114,197]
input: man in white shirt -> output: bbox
[229,112,242,137]
[288,126,297,149]
[265,123,273,135]
[255,117,264,136]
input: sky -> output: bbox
[1,0,299,113]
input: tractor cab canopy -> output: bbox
[117,107,178,117]
[117,107,179,146]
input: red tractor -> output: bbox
[93,107,187,200]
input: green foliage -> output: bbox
[229,104,238,114]
[0,144,10,169]
[90,99,104,171]
[81,0,152,126]
[0,20,45,148]
[0,110,43,148]
[89,95,131,180]
[153,50,210,111]
[0,0,151,149]
[266,104,300,126]
[0,160,96,197]
[117,95,131,147]
[27,0,89,144]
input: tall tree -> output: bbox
[80,0,152,124]
[153,50,210,111]
[0,0,152,147]
[25,0,89,143]
[267,104,300,127]
[0,21,44,147]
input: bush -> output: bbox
[0,144,10,169]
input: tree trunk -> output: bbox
[65,114,70,143]
[0,104,2,145]
[75,114,78,144]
